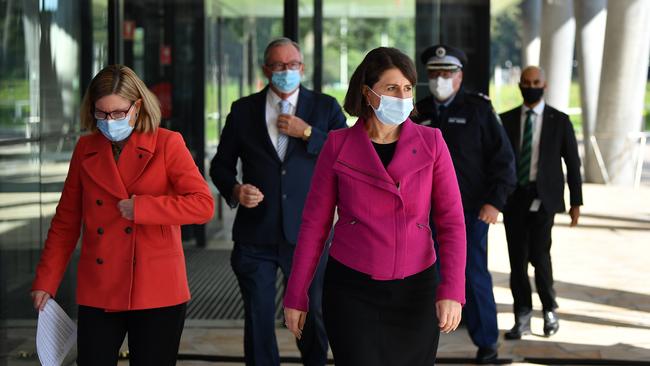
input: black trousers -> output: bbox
[503,184,558,314]
[323,257,439,366]
[76,302,187,366]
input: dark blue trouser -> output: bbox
[231,240,329,366]
[462,213,499,348]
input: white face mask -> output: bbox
[428,77,455,101]
[368,88,414,126]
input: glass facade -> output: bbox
[0,0,489,363]
[0,0,105,325]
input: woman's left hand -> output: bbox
[284,307,307,340]
[118,195,135,220]
[436,299,462,333]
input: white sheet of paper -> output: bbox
[529,198,542,212]
[36,299,77,366]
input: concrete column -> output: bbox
[574,0,607,182]
[540,0,575,112]
[594,0,650,185]
[521,0,542,66]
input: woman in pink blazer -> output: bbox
[283,48,467,365]
[30,65,214,365]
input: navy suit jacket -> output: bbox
[210,86,347,244]
[500,104,583,213]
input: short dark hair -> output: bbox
[343,47,417,119]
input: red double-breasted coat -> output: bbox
[32,128,214,311]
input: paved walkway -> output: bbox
[2,183,649,365]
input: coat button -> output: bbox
[97,227,104,235]
[138,154,143,159]
[96,258,104,264]
[282,194,287,200]
[125,227,133,234]
[281,169,287,175]
[96,199,103,206]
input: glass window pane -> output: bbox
[0,1,39,141]
[0,140,41,320]
[322,0,416,109]
[1,0,107,325]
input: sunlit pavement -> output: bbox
[3,183,649,365]
[169,184,650,365]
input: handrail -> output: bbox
[589,131,650,189]
[0,131,85,147]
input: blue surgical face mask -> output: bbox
[271,70,301,93]
[369,88,414,126]
[97,115,134,142]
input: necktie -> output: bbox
[277,100,290,161]
[518,109,535,186]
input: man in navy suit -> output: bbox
[210,37,347,366]
[500,66,583,340]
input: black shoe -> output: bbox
[476,346,498,364]
[543,310,559,336]
[504,310,532,340]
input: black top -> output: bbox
[372,140,398,168]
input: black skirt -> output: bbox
[322,257,440,366]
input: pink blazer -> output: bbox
[284,118,466,312]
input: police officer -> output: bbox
[412,45,516,364]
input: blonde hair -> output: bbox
[80,65,161,133]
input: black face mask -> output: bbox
[520,86,544,104]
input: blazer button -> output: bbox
[281,169,287,175]
[125,226,133,234]
[96,199,103,206]
[96,258,104,265]
[97,227,104,235]
[282,194,287,200]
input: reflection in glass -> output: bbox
[1,0,108,324]
[0,1,39,140]
[205,0,283,148]
[317,0,415,110]
[0,140,41,320]
[92,0,109,75]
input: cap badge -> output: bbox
[435,47,446,57]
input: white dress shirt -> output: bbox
[265,88,299,149]
[520,100,545,182]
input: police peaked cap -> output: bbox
[420,44,468,70]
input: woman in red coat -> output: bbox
[30,65,214,365]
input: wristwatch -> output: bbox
[303,126,312,140]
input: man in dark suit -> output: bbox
[500,66,583,340]
[209,38,347,366]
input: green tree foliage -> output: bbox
[490,4,522,73]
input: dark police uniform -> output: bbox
[413,87,516,353]
[413,90,515,213]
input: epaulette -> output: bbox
[467,91,492,103]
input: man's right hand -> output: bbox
[233,184,264,208]
[31,290,51,311]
